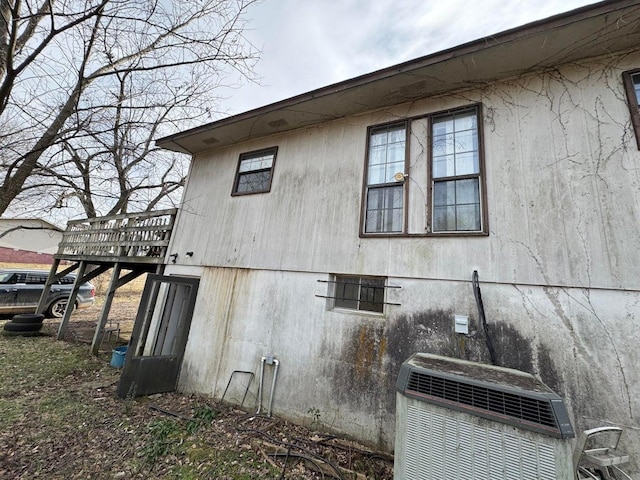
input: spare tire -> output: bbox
[11,313,45,324]
[3,321,43,332]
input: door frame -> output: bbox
[117,274,199,398]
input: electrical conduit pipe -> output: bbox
[256,354,279,416]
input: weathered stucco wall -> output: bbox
[169,49,640,468]
[175,266,640,457]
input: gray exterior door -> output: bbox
[117,274,199,398]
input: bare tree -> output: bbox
[0,0,259,218]
[14,66,214,219]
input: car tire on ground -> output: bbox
[11,313,45,324]
[46,298,74,319]
[3,321,43,332]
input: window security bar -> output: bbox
[314,294,401,306]
[317,279,401,288]
[316,279,402,306]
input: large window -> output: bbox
[429,106,486,234]
[232,147,277,195]
[623,69,640,149]
[363,122,407,234]
[333,275,385,313]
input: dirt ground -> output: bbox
[0,292,395,479]
[55,292,139,350]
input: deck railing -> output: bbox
[56,209,177,263]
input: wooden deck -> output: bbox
[48,209,178,353]
[55,209,177,264]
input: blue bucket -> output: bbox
[110,346,128,368]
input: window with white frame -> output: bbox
[623,69,640,149]
[333,275,385,313]
[429,106,486,233]
[232,147,277,195]
[363,122,407,234]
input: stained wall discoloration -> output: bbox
[170,48,640,471]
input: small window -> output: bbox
[429,105,487,234]
[333,275,385,313]
[622,69,640,149]
[363,122,407,234]
[232,147,277,195]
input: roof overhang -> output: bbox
[157,0,640,155]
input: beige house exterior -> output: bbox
[157,1,640,473]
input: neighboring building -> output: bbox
[155,0,640,470]
[0,218,63,264]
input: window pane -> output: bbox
[368,164,386,184]
[365,210,383,233]
[456,178,480,204]
[370,130,388,147]
[455,151,479,176]
[454,111,476,131]
[433,179,481,232]
[387,142,405,164]
[366,186,403,233]
[433,133,455,157]
[454,129,477,155]
[387,126,405,144]
[433,154,455,178]
[456,204,481,231]
[433,180,455,207]
[335,277,358,309]
[359,278,385,313]
[240,154,273,172]
[369,145,387,166]
[237,171,271,193]
[434,118,454,136]
[433,205,456,231]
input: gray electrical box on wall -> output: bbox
[454,314,468,334]
[394,353,575,480]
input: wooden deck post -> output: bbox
[56,261,88,340]
[90,263,122,355]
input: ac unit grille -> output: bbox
[407,371,557,429]
[396,354,574,439]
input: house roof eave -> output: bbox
[156,0,640,155]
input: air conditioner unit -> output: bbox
[394,353,575,480]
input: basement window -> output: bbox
[623,69,640,149]
[232,147,278,195]
[333,275,386,313]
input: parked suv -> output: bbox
[0,269,95,318]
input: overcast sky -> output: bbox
[223,0,600,116]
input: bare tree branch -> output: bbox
[0,0,260,220]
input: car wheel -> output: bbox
[11,313,45,324]
[3,321,43,332]
[46,298,74,318]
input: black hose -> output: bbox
[472,270,498,365]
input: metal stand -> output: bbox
[574,427,632,479]
[219,370,254,407]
